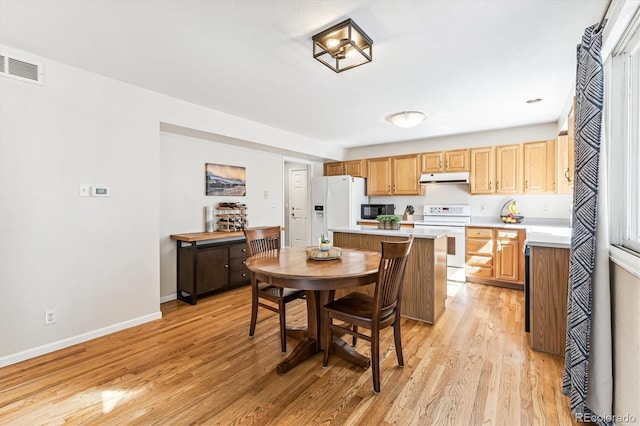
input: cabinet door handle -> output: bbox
[242,248,247,252]
[439,160,442,169]
[225,264,229,268]
[445,160,448,169]
[496,181,500,190]
[242,260,246,265]
[242,273,246,277]
[525,180,528,189]
[565,168,571,182]
[489,181,492,190]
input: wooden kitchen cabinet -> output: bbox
[421,152,443,173]
[367,157,393,195]
[523,139,557,193]
[495,144,522,194]
[323,160,367,177]
[529,246,569,356]
[466,226,525,287]
[470,147,496,194]
[556,134,574,194]
[367,154,423,196]
[471,145,522,194]
[421,149,469,173]
[171,233,251,304]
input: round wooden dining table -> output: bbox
[245,246,381,375]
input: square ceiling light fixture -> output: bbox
[312,19,373,73]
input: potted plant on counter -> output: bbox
[376,214,402,230]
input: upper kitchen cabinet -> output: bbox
[421,149,469,173]
[470,145,522,194]
[445,149,470,172]
[495,144,522,193]
[523,140,557,194]
[557,105,575,194]
[323,160,367,177]
[421,152,443,173]
[470,146,495,194]
[367,154,423,196]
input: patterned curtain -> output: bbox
[562,22,612,425]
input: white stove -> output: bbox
[414,205,471,282]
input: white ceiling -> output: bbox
[0,0,607,150]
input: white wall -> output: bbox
[159,132,286,299]
[371,185,572,220]
[345,123,558,160]
[0,45,335,365]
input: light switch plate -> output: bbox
[91,186,110,197]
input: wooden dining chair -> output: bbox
[322,235,414,393]
[243,226,306,353]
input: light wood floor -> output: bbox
[0,282,577,425]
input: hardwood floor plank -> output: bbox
[0,283,578,425]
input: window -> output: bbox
[607,7,640,258]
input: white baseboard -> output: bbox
[160,293,177,303]
[0,311,162,368]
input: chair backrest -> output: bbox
[373,235,414,318]
[243,226,281,256]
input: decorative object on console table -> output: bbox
[205,205,215,232]
[376,215,401,230]
[216,202,248,232]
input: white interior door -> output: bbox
[289,168,309,247]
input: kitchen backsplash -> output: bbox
[370,183,572,220]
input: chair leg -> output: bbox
[372,326,380,393]
[393,317,404,367]
[323,313,331,367]
[249,281,258,337]
[352,325,358,347]
[279,299,287,353]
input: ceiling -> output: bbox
[0,0,607,150]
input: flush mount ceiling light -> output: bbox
[388,111,426,128]
[312,18,373,73]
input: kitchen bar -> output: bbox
[330,226,449,324]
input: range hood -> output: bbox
[418,172,470,184]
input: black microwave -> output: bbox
[361,204,395,219]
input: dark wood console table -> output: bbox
[170,232,250,305]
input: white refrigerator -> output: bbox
[311,175,368,243]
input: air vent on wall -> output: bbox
[0,53,44,85]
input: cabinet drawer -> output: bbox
[230,269,250,286]
[466,228,493,238]
[496,229,519,239]
[466,238,493,254]
[229,257,248,271]
[229,244,249,259]
[466,255,493,267]
[466,265,494,279]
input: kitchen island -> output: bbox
[330,226,448,324]
[525,230,571,356]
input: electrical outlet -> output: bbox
[543,204,548,211]
[45,309,57,325]
[263,191,268,199]
[480,204,486,212]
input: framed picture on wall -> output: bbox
[205,163,246,196]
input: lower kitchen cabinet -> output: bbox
[171,232,251,304]
[465,226,525,287]
[528,245,569,356]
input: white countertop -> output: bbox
[330,225,447,239]
[525,228,572,249]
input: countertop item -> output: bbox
[330,225,447,239]
[357,219,415,225]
